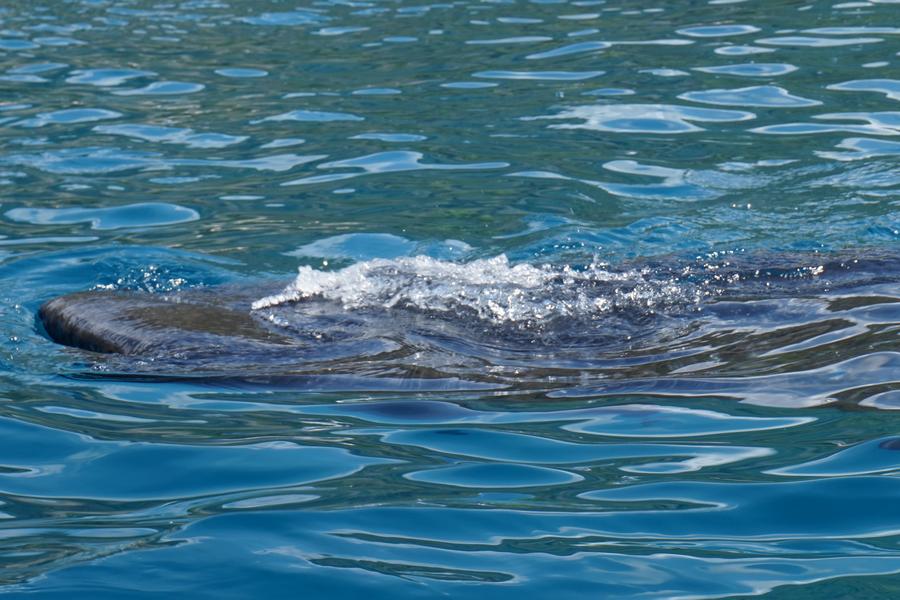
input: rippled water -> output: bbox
[1,0,900,597]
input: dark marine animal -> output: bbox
[36,251,900,386]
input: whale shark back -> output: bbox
[37,251,900,391]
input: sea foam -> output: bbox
[251,254,699,325]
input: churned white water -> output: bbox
[252,255,697,324]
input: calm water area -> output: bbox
[1,0,900,597]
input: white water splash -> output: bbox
[252,255,697,324]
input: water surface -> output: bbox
[1,0,899,597]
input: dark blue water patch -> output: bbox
[0,246,241,305]
[582,476,900,537]
[0,417,390,500]
[771,436,900,476]
[300,400,812,437]
[314,400,475,422]
[16,501,900,599]
[371,427,769,473]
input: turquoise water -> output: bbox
[2,0,900,597]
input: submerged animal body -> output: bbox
[37,252,900,388]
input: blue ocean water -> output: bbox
[1,0,900,597]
